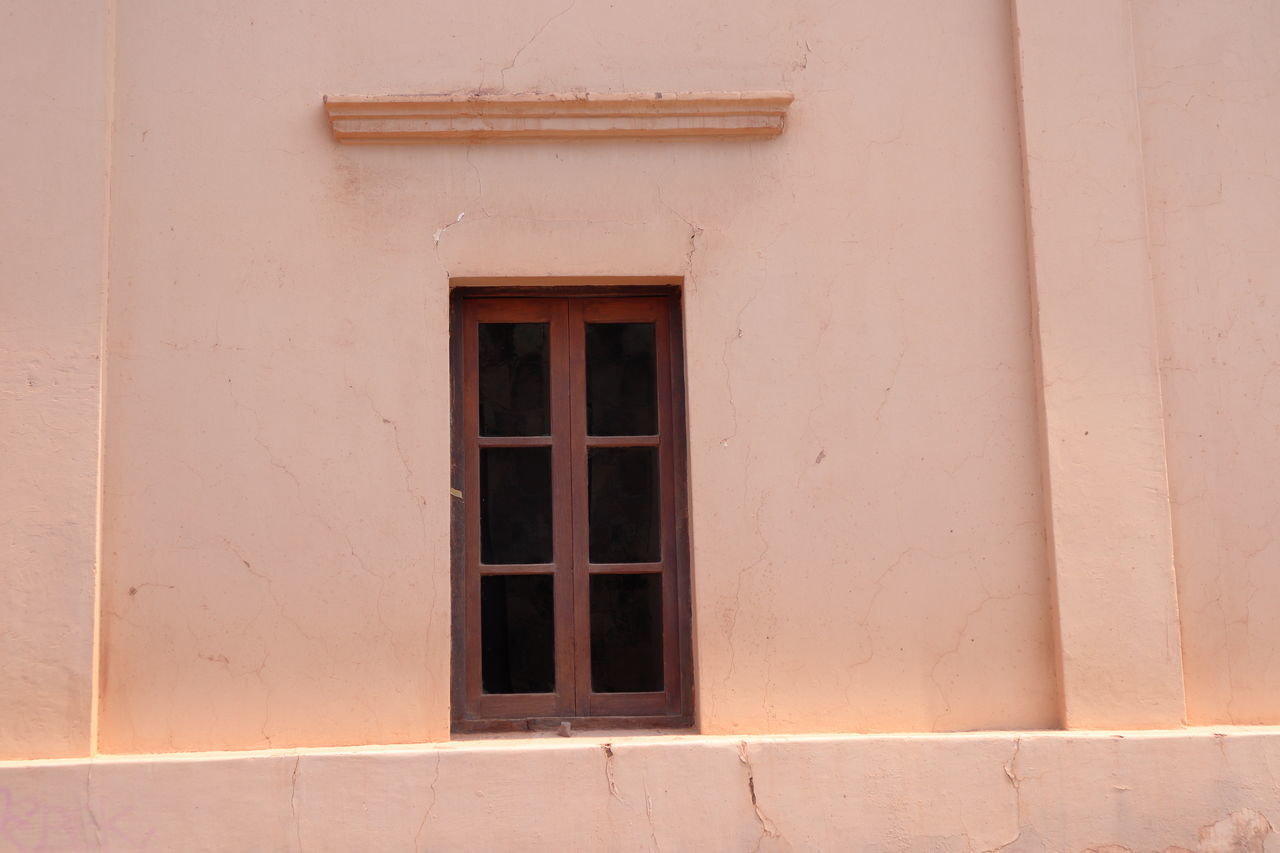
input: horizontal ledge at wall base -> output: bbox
[323,91,794,143]
[3,729,1280,850]
[8,726,1280,765]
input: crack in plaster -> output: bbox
[464,146,492,218]
[222,538,312,642]
[738,742,779,849]
[413,753,442,851]
[84,761,102,849]
[353,385,429,667]
[642,777,660,852]
[654,181,703,286]
[260,681,274,749]
[125,582,175,596]
[655,180,706,290]
[1219,505,1280,722]
[601,744,622,801]
[718,279,766,448]
[790,39,811,74]
[1263,750,1280,805]
[497,0,577,89]
[432,212,466,247]
[684,223,703,285]
[841,546,919,705]
[977,738,1024,853]
[796,272,838,488]
[227,379,303,503]
[873,345,905,425]
[289,755,302,851]
[929,589,1035,730]
[222,391,383,583]
[941,417,1005,479]
[780,7,813,88]
[218,537,300,747]
[223,376,411,699]
[722,490,772,701]
[356,386,429,545]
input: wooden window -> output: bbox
[451,289,693,732]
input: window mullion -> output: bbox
[549,298,577,718]
[565,299,592,716]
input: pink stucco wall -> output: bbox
[1136,0,1280,727]
[2,0,1279,848]
[93,0,1055,753]
[0,0,107,760]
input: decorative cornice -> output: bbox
[323,91,793,144]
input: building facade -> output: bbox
[2,0,1279,848]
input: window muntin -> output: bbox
[454,292,691,729]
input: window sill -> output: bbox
[452,714,695,738]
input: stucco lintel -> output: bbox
[323,91,793,143]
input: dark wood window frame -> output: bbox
[450,285,693,733]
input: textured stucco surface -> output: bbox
[94,0,1054,753]
[0,731,1277,851]
[1135,0,1280,726]
[0,1,108,759]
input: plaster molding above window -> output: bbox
[323,91,792,143]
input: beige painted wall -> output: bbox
[1135,0,1280,726]
[0,2,109,760]
[94,0,1055,753]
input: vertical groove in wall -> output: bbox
[1007,0,1068,731]
[90,0,119,757]
[1122,0,1190,723]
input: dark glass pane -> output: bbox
[482,575,555,694]
[479,322,550,436]
[586,323,657,436]
[590,574,663,693]
[481,447,553,564]
[588,447,659,563]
